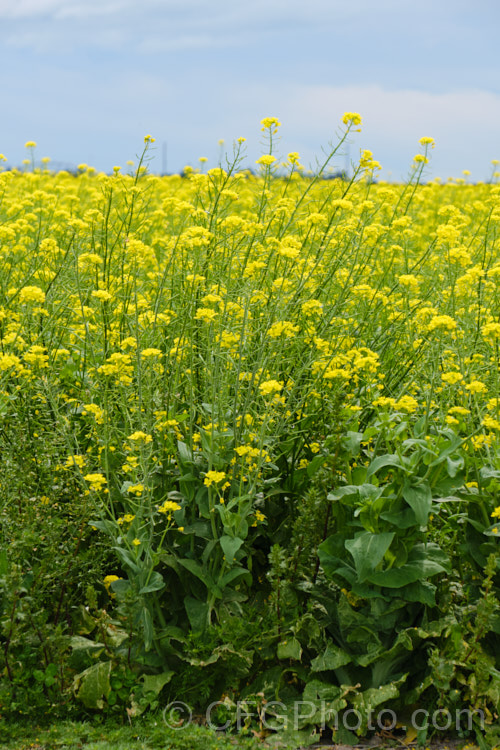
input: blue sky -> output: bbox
[0,0,499,181]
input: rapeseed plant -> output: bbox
[0,117,499,735]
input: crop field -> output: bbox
[0,117,499,748]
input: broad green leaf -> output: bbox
[351,679,403,716]
[402,482,432,525]
[104,624,129,648]
[480,467,500,481]
[366,454,408,478]
[186,652,220,667]
[139,606,154,652]
[177,558,220,596]
[311,643,351,671]
[401,580,436,606]
[367,558,447,587]
[219,535,244,562]
[181,520,212,539]
[380,507,418,529]
[112,546,140,573]
[184,596,209,634]
[140,671,174,696]
[219,567,252,589]
[139,571,165,595]
[74,661,111,709]
[177,440,193,465]
[345,531,395,582]
[306,454,327,477]
[277,637,302,660]
[303,679,344,702]
[70,635,105,653]
[446,455,464,478]
[341,431,364,457]
[110,578,131,596]
[409,542,450,570]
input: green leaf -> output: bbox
[139,606,154,651]
[277,637,302,660]
[341,431,364,457]
[345,531,395,582]
[446,455,464,478]
[402,482,432,525]
[366,454,408,478]
[351,679,403,719]
[219,535,244,562]
[177,440,193,465]
[181,520,212,539]
[380,507,418,529]
[311,643,352,671]
[318,535,355,580]
[177,558,220,596]
[367,557,447,588]
[113,546,141,573]
[401,580,436,606]
[184,596,209,634]
[140,671,174,696]
[70,635,105,655]
[139,571,165,595]
[219,567,252,589]
[73,661,112,709]
[109,578,132,597]
[105,624,129,648]
[303,679,344,702]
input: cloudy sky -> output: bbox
[0,0,498,180]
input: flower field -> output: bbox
[0,117,499,746]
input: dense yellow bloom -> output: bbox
[482,416,500,431]
[342,112,362,126]
[481,322,500,340]
[65,455,86,469]
[259,379,283,396]
[194,307,218,323]
[159,500,181,514]
[260,117,281,131]
[19,286,45,304]
[441,372,464,385]
[465,380,488,394]
[256,155,277,166]
[84,473,107,491]
[267,321,299,338]
[427,315,457,333]
[82,403,105,423]
[24,345,49,368]
[204,470,227,487]
[127,431,152,443]
[0,354,21,371]
[127,483,144,496]
[394,395,419,413]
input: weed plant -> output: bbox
[0,116,499,746]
